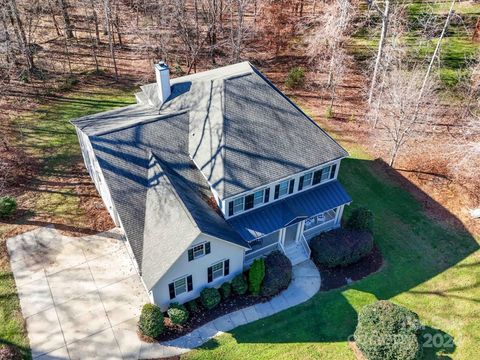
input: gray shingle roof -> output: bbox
[71,61,349,288]
[86,111,248,289]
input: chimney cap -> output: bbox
[155,62,169,71]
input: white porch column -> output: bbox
[335,205,345,226]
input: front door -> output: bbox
[283,222,299,247]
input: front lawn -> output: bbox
[183,149,479,359]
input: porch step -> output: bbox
[283,243,309,266]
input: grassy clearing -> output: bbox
[184,140,479,359]
[351,1,479,89]
[0,85,134,358]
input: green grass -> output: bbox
[350,0,480,89]
[184,149,479,359]
[0,84,134,357]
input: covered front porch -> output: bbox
[227,181,351,265]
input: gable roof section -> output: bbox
[86,110,248,289]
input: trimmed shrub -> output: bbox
[0,344,22,360]
[138,303,164,338]
[346,207,374,233]
[167,303,189,325]
[0,196,17,217]
[248,258,265,295]
[186,299,201,313]
[200,287,221,310]
[285,67,305,89]
[261,251,292,297]
[311,228,374,268]
[220,281,232,299]
[231,273,248,295]
[354,300,423,360]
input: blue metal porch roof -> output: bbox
[227,180,352,241]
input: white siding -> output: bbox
[76,128,120,226]
[151,234,245,310]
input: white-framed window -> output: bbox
[302,172,313,189]
[212,262,224,280]
[233,197,244,214]
[321,166,331,182]
[278,180,289,198]
[174,277,187,295]
[208,259,230,283]
[169,274,193,299]
[193,244,205,258]
[253,189,264,206]
[188,242,211,261]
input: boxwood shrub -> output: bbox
[0,196,17,218]
[186,298,201,313]
[261,251,292,297]
[311,228,373,268]
[200,287,221,310]
[231,273,248,295]
[248,258,265,295]
[138,303,164,338]
[346,207,374,233]
[354,300,423,360]
[220,281,232,299]
[167,303,189,325]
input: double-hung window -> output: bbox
[298,172,313,191]
[274,180,289,199]
[188,242,211,261]
[168,275,193,299]
[228,197,245,216]
[253,189,264,206]
[207,259,230,283]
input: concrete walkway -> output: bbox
[7,227,320,359]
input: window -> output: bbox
[208,259,230,283]
[302,172,313,189]
[330,164,337,179]
[321,166,331,182]
[188,242,211,261]
[312,165,333,186]
[168,275,193,299]
[274,180,289,199]
[228,197,244,216]
[253,189,264,206]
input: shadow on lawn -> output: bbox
[202,158,479,352]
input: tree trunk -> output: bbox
[89,0,101,45]
[8,0,34,72]
[368,0,390,105]
[103,0,118,80]
[58,0,74,39]
[473,17,480,42]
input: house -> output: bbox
[71,62,352,309]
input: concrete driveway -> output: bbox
[7,227,150,359]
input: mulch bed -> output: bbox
[153,293,272,342]
[318,245,383,291]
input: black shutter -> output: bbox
[224,259,230,276]
[274,184,280,199]
[187,275,193,292]
[188,248,194,261]
[264,188,270,203]
[208,266,213,283]
[288,179,295,194]
[205,242,211,254]
[313,170,322,185]
[228,201,234,216]
[168,282,175,299]
[298,176,304,191]
[245,194,254,210]
[330,164,337,179]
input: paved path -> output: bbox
[8,227,320,359]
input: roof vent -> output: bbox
[155,62,171,105]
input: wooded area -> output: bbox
[0,0,479,231]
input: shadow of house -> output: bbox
[205,157,478,349]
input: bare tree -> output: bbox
[228,0,251,62]
[371,67,438,167]
[367,0,390,105]
[6,0,35,72]
[103,0,119,79]
[58,0,75,39]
